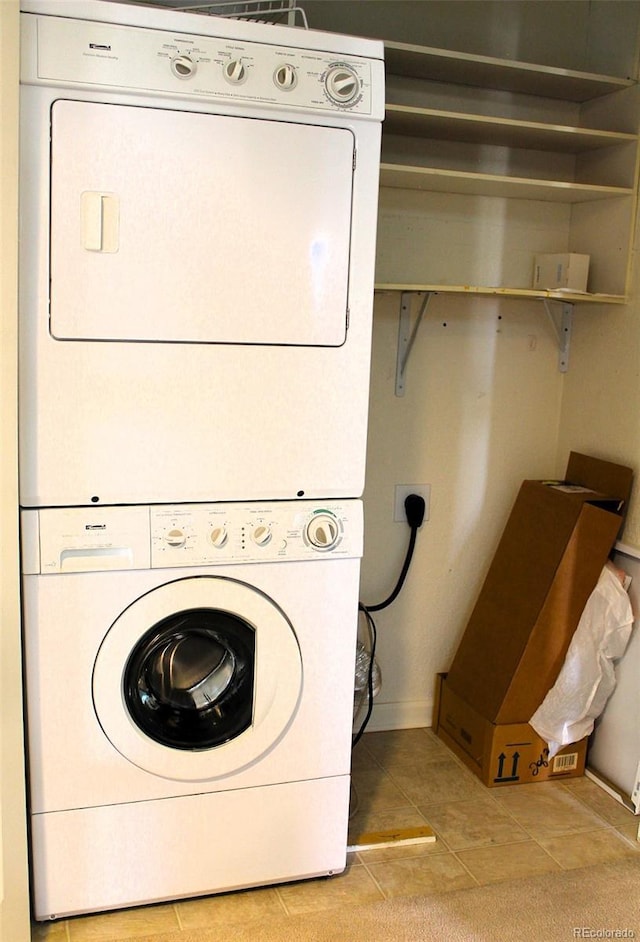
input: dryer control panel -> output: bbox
[21,500,364,574]
[22,13,384,118]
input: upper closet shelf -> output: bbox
[378,37,639,304]
[384,105,637,153]
[379,164,634,203]
[384,40,635,100]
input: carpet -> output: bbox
[112,857,640,942]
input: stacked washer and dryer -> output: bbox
[18,0,384,921]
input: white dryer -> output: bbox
[21,499,363,919]
[18,1,384,508]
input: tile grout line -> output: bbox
[354,853,396,901]
[272,885,295,918]
[543,822,640,858]
[613,824,640,851]
[378,753,482,809]
[448,849,483,888]
[451,832,558,874]
[561,779,638,829]
[493,784,614,840]
[557,780,618,827]
[172,902,184,931]
[474,793,629,870]
[532,827,640,875]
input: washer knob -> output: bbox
[324,65,359,104]
[252,524,272,547]
[209,526,228,548]
[224,59,247,84]
[165,528,186,547]
[306,513,340,550]
[171,55,197,79]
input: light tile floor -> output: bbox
[31,728,640,942]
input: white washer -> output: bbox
[21,499,363,920]
[19,1,384,508]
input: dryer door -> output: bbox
[93,575,302,782]
[50,100,355,346]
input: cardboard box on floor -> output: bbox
[434,672,589,786]
[435,452,633,787]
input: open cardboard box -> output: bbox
[435,452,633,786]
[434,673,588,786]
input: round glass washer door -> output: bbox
[123,606,255,752]
[92,576,302,782]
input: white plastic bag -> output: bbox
[530,561,634,758]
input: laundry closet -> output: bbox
[304,0,640,735]
[3,1,640,937]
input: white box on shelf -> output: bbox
[533,253,590,292]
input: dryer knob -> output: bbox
[324,65,359,105]
[171,55,197,80]
[274,63,297,90]
[305,513,340,550]
[165,528,186,547]
[224,59,247,84]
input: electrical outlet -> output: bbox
[394,484,431,524]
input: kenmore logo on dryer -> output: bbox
[85,523,107,530]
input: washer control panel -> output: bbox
[150,499,362,568]
[22,500,363,574]
[26,14,383,117]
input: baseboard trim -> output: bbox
[364,699,433,733]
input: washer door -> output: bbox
[93,576,302,782]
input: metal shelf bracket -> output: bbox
[542,299,573,372]
[395,292,572,393]
[396,291,432,396]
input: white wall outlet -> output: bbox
[394,484,431,524]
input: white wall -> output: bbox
[556,231,640,543]
[360,290,564,729]
[362,237,640,733]
[0,1,31,939]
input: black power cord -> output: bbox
[366,494,426,613]
[352,494,426,747]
